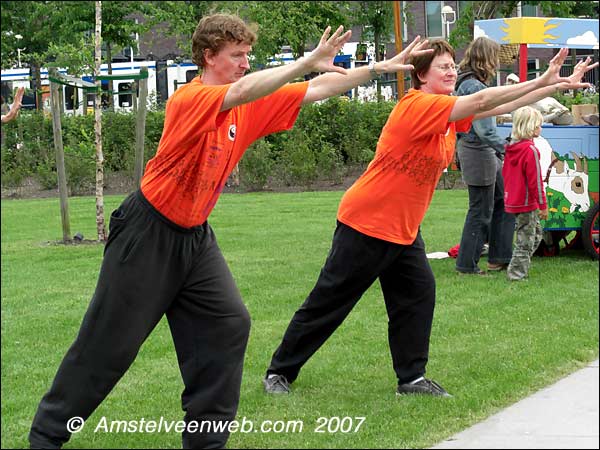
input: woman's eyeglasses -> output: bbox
[432,64,458,73]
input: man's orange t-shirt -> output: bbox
[337,89,473,245]
[141,79,309,228]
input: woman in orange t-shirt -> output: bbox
[265,41,597,397]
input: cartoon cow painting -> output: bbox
[534,136,590,213]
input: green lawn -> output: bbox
[2,190,598,449]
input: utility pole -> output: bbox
[393,1,404,98]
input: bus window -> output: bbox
[65,85,77,111]
[21,91,36,110]
[118,82,132,107]
[186,69,198,83]
[86,92,95,114]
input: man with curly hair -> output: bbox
[29,13,430,449]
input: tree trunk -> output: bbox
[49,69,71,243]
[393,0,405,98]
[95,1,107,242]
[293,36,306,71]
[375,31,382,102]
[229,164,240,187]
[134,67,148,188]
[31,63,43,111]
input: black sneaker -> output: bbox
[263,374,291,394]
[396,377,452,397]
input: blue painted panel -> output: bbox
[497,124,599,160]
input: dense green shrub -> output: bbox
[1,112,53,181]
[144,110,165,162]
[0,144,30,189]
[64,142,96,195]
[101,113,135,172]
[275,129,318,186]
[316,142,346,185]
[239,139,274,191]
[552,91,599,109]
[1,110,164,192]
[1,98,398,192]
[34,160,58,190]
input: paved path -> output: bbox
[432,359,599,449]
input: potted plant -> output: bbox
[553,90,599,125]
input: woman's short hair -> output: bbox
[409,39,455,90]
[511,106,543,141]
[192,14,258,68]
[457,37,500,85]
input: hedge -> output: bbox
[1,97,396,194]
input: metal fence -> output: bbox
[560,64,598,90]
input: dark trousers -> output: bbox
[267,221,436,385]
[29,191,250,449]
[456,170,515,273]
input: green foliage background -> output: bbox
[1,98,393,194]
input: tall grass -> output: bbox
[2,190,598,449]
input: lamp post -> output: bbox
[441,5,456,40]
[15,34,25,68]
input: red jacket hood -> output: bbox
[505,139,536,167]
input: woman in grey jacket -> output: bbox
[455,37,515,274]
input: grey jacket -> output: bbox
[455,72,506,186]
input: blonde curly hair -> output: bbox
[511,106,543,141]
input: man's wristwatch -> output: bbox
[368,60,381,80]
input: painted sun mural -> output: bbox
[474,17,598,49]
[500,18,559,45]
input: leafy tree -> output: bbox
[100,1,160,110]
[2,2,164,110]
[226,1,352,68]
[351,1,395,101]
[40,1,163,110]
[1,1,91,109]
[352,2,395,61]
[147,1,223,60]
[148,1,353,69]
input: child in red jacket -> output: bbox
[502,106,548,281]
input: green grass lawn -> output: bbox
[2,190,598,449]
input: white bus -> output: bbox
[1,41,394,114]
[275,41,394,101]
[1,60,199,114]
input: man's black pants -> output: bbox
[29,191,250,449]
[267,221,436,385]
